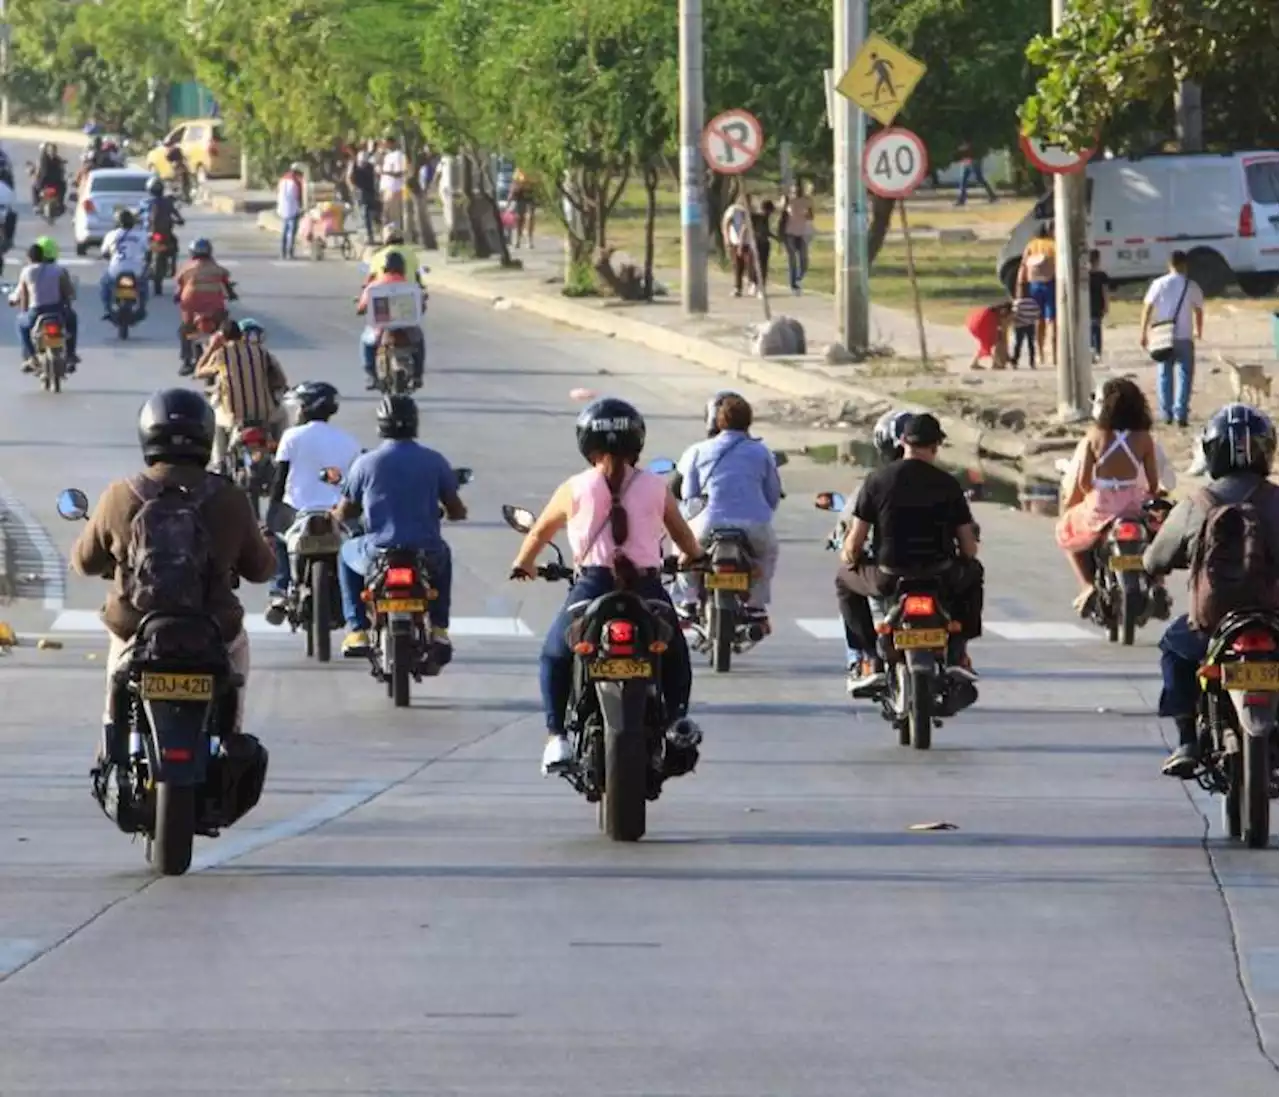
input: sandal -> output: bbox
[1072,590,1097,619]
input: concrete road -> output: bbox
[0,139,1274,1095]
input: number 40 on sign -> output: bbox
[862,127,929,200]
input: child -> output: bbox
[1088,249,1109,362]
[1010,292,1041,369]
[966,301,1013,370]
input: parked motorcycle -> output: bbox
[108,272,143,340]
[269,506,345,662]
[1086,497,1174,645]
[55,488,269,876]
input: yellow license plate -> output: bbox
[140,672,214,702]
[893,628,948,650]
[588,658,654,680]
[115,288,138,300]
[706,572,750,592]
[376,599,426,613]
[1221,663,1280,691]
[41,334,64,348]
[297,534,340,555]
[151,242,167,252]
[1109,555,1145,572]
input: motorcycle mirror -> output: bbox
[454,467,473,486]
[56,487,89,521]
[683,496,707,520]
[772,450,789,467]
[814,491,846,513]
[647,457,676,475]
[318,467,342,485]
[502,504,535,534]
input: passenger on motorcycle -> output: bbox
[141,176,184,259]
[332,394,464,660]
[99,208,150,319]
[356,250,425,390]
[669,389,738,500]
[364,223,425,285]
[175,237,235,370]
[69,388,276,776]
[673,393,781,627]
[1055,378,1162,616]
[509,397,705,775]
[14,240,80,372]
[837,413,984,697]
[266,380,362,608]
[0,176,15,257]
[1144,404,1279,778]
[194,318,289,470]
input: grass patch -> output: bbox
[897,387,961,410]
[804,443,840,464]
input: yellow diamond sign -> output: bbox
[835,34,927,127]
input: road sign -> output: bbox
[701,109,764,175]
[1019,133,1094,175]
[835,34,927,127]
[862,127,929,200]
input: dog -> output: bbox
[1218,353,1274,409]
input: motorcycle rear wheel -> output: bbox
[602,722,647,841]
[1243,733,1271,849]
[147,782,195,876]
[311,560,332,663]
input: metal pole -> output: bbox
[834,0,870,356]
[0,0,10,129]
[678,0,707,315]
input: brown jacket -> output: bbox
[70,463,276,641]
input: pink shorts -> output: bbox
[1055,484,1149,553]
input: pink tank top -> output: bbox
[566,467,668,570]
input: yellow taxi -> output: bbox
[145,119,241,182]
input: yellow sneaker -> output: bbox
[342,629,370,656]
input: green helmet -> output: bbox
[36,235,58,261]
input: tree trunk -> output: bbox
[642,162,659,300]
[1175,81,1204,153]
[461,157,492,260]
[866,193,897,265]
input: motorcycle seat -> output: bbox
[708,526,752,543]
[118,612,229,677]
[1210,609,1280,645]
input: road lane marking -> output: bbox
[0,475,64,608]
[795,618,1097,643]
[48,609,533,638]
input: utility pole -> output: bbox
[678,0,707,315]
[1052,0,1091,421]
[0,0,10,129]
[833,0,870,356]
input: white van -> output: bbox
[996,151,1279,297]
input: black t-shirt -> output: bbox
[853,458,974,570]
[1089,270,1109,318]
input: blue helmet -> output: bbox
[189,237,213,259]
[238,318,265,343]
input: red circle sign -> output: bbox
[701,110,765,175]
[862,128,929,200]
[1019,133,1095,175]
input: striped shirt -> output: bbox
[197,342,287,425]
[1012,296,1041,327]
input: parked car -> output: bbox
[997,151,1280,297]
[145,119,241,184]
[74,168,153,255]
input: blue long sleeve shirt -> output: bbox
[678,430,781,526]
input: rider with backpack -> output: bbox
[1143,404,1278,778]
[70,388,277,777]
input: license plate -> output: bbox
[140,672,215,702]
[115,287,138,300]
[588,658,653,680]
[893,628,948,650]
[1109,554,1145,572]
[41,334,64,348]
[297,534,340,555]
[376,599,425,613]
[151,241,167,252]
[1221,663,1280,691]
[706,572,750,592]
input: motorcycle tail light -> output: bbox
[713,562,739,573]
[42,321,62,336]
[1113,521,1142,541]
[152,232,165,242]
[42,186,57,197]
[903,595,936,617]
[239,427,267,446]
[385,567,416,588]
[196,316,218,333]
[1231,631,1276,654]
[605,619,636,654]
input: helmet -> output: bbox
[376,393,418,440]
[290,162,305,174]
[383,251,406,276]
[147,175,164,197]
[114,208,135,230]
[238,318,265,344]
[704,390,742,436]
[576,397,646,462]
[381,223,403,246]
[137,388,216,466]
[35,235,57,262]
[289,381,339,423]
[189,237,213,259]
[1201,403,1277,479]
[872,409,913,462]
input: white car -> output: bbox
[73,168,152,255]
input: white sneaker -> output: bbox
[541,735,573,775]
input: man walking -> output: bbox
[1140,251,1205,427]
[276,163,304,260]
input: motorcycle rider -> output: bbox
[0,174,16,260]
[194,318,289,471]
[175,237,236,373]
[140,175,185,272]
[32,142,66,210]
[69,388,276,780]
[1143,404,1279,778]
[332,394,464,660]
[0,142,13,188]
[673,392,781,628]
[14,240,80,372]
[99,208,150,321]
[509,397,705,775]
[265,380,362,615]
[837,413,984,698]
[356,250,425,390]
[364,222,425,285]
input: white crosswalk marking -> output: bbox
[47,609,533,639]
[794,617,1097,643]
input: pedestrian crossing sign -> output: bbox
[835,34,927,127]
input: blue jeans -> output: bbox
[784,235,809,289]
[1159,613,1210,719]
[337,535,451,631]
[17,305,78,359]
[1090,319,1103,356]
[539,567,692,734]
[281,215,299,258]
[361,328,424,381]
[271,536,290,595]
[1157,340,1196,423]
[957,163,995,204]
[98,271,149,314]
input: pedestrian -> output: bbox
[749,198,775,292]
[954,141,996,206]
[511,167,537,249]
[348,151,380,244]
[276,162,304,260]
[721,195,752,297]
[1009,292,1040,369]
[779,179,814,294]
[1017,223,1056,365]
[1088,248,1109,362]
[1139,250,1204,428]
[378,135,407,232]
[966,301,1012,370]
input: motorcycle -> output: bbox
[108,272,143,340]
[1085,498,1174,645]
[817,492,979,749]
[55,488,270,876]
[221,422,276,520]
[1191,610,1278,848]
[180,310,227,375]
[38,184,63,224]
[374,329,418,394]
[32,312,70,393]
[147,232,176,295]
[268,505,346,662]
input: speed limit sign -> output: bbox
[862,128,929,200]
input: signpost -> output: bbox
[700,109,764,174]
[1019,133,1094,175]
[835,33,927,128]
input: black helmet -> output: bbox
[376,393,418,439]
[115,208,135,230]
[1202,403,1276,479]
[290,381,339,423]
[704,390,741,437]
[576,397,646,462]
[383,251,407,276]
[872,408,913,462]
[147,176,164,197]
[137,388,216,466]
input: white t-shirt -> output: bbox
[1143,271,1204,341]
[379,149,406,196]
[101,227,147,276]
[276,175,302,219]
[276,420,362,512]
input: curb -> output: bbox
[0,124,88,148]
[206,193,275,215]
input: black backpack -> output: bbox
[1188,481,1279,631]
[122,475,218,617]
